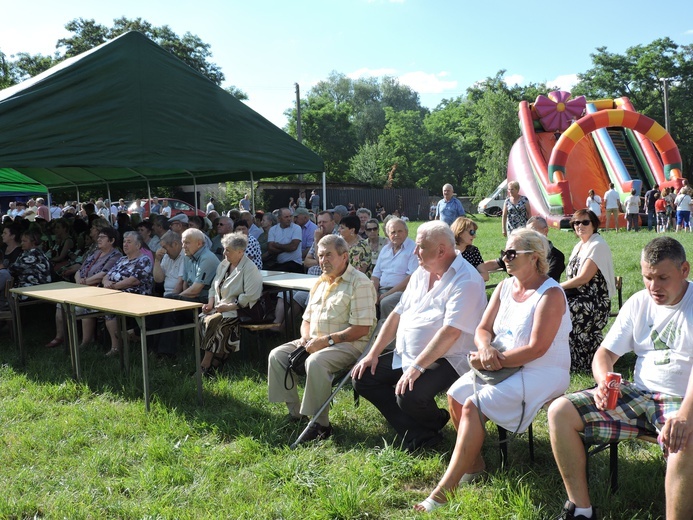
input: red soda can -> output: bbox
[605,372,622,410]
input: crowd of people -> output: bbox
[1,183,691,519]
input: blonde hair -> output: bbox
[450,217,478,246]
[508,228,549,275]
[508,181,520,192]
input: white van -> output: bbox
[477,179,507,216]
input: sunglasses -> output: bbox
[366,227,378,231]
[468,228,477,236]
[500,249,533,261]
[572,219,592,227]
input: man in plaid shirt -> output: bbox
[549,237,693,520]
[268,234,377,444]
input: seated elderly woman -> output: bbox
[45,227,123,348]
[414,228,571,512]
[199,232,263,375]
[79,231,153,355]
[9,229,52,293]
[450,217,489,281]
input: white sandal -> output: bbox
[459,469,487,484]
[414,497,445,512]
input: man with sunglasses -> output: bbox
[353,221,486,452]
[549,237,693,520]
[211,216,234,260]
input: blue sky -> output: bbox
[2,0,692,129]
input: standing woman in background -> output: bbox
[501,181,531,237]
[585,189,602,217]
[624,188,641,231]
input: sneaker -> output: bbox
[296,422,333,444]
[555,501,597,520]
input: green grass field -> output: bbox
[1,217,690,519]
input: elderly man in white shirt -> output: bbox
[353,221,487,451]
[371,217,419,319]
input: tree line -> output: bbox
[2,22,691,200]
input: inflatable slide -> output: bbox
[508,91,684,228]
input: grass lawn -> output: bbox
[1,216,690,519]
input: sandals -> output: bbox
[414,497,445,512]
[105,347,120,357]
[45,338,64,348]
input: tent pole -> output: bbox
[250,172,255,214]
[76,187,81,205]
[107,184,112,205]
[194,179,198,212]
[322,171,326,210]
[147,181,152,201]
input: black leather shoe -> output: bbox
[296,422,333,444]
[555,500,597,520]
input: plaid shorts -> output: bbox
[566,381,682,444]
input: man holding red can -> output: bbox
[548,237,693,520]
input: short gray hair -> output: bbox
[182,228,206,243]
[642,237,686,267]
[122,231,143,248]
[417,220,455,249]
[356,208,372,218]
[385,217,408,235]
[160,230,181,246]
[221,232,248,252]
[318,234,349,255]
[526,216,548,230]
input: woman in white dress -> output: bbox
[415,228,572,512]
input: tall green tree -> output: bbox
[1,17,242,93]
[573,38,693,173]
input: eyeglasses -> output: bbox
[366,227,378,231]
[97,234,108,239]
[468,229,477,236]
[500,249,533,261]
[572,219,592,227]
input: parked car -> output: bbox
[128,198,206,219]
[477,179,507,216]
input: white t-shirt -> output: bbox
[161,206,171,218]
[604,282,693,397]
[268,223,303,264]
[586,195,602,216]
[393,253,487,374]
[624,195,640,214]
[604,189,621,210]
[160,253,185,296]
[675,194,692,212]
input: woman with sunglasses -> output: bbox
[415,228,571,512]
[560,209,615,372]
[450,217,489,281]
[364,218,388,267]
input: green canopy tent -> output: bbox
[0,31,324,203]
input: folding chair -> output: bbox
[291,318,385,448]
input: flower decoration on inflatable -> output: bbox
[534,91,586,132]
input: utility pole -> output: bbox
[659,77,671,134]
[295,82,303,182]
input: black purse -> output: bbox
[284,345,310,389]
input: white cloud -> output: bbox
[348,67,397,79]
[547,74,579,91]
[398,71,458,94]
[686,29,693,35]
[503,74,525,86]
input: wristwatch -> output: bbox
[327,335,335,346]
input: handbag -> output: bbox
[467,347,525,441]
[284,345,310,389]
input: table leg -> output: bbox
[13,293,25,365]
[67,304,81,381]
[119,316,129,375]
[139,316,151,412]
[193,309,203,405]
